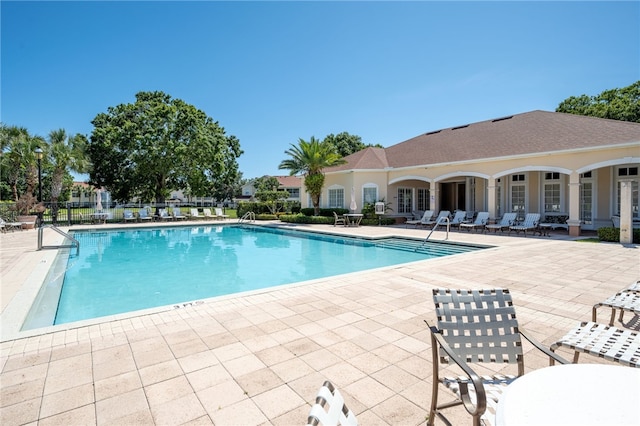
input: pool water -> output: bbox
[24,225,485,328]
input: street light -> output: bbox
[35,147,43,226]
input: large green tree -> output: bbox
[323,131,383,158]
[556,81,640,123]
[278,137,346,216]
[88,91,243,205]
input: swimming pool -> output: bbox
[23,224,487,329]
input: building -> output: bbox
[320,110,640,235]
[239,176,303,202]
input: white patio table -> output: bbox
[344,214,363,227]
[495,363,640,425]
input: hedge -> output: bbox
[597,227,640,243]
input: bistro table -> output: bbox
[344,214,363,227]
[495,363,640,425]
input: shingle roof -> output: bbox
[326,110,640,172]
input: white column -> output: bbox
[487,178,497,220]
[430,183,439,213]
[619,178,634,244]
[567,172,581,237]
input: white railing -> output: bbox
[238,211,256,223]
[38,225,80,255]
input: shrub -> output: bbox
[597,227,640,243]
[279,214,333,224]
[300,208,349,217]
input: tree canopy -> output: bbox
[88,91,243,204]
[556,81,640,123]
[323,131,383,158]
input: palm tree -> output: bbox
[278,137,346,216]
[47,129,90,223]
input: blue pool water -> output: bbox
[25,225,486,328]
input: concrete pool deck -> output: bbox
[1,221,638,425]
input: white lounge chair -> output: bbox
[123,210,136,223]
[157,208,172,221]
[203,208,217,220]
[214,207,229,220]
[423,210,450,229]
[189,208,205,220]
[460,211,490,232]
[449,210,467,230]
[333,211,346,226]
[405,210,434,228]
[172,207,187,220]
[509,213,540,237]
[137,208,153,222]
[485,212,517,233]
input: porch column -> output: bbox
[430,183,439,213]
[619,178,635,244]
[487,178,497,220]
[567,172,581,237]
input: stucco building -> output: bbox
[318,110,640,235]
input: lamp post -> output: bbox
[35,147,43,227]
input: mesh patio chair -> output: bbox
[307,380,358,426]
[592,290,640,327]
[550,321,640,368]
[484,213,517,233]
[425,288,568,426]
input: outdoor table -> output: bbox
[495,364,640,426]
[344,214,363,227]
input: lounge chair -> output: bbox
[425,288,568,426]
[592,288,640,327]
[423,210,450,229]
[405,210,433,228]
[202,208,217,220]
[550,321,640,368]
[137,208,153,222]
[448,210,467,230]
[485,212,517,233]
[157,208,172,221]
[123,210,136,223]
[460,211,490,232]
[509,213,540,237]
[189,208,205,220]
[214,207,229,220]
[333,211,346,227]
[307,380,358,426]
[172,207,187,220]
[0,217,23,232]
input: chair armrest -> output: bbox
[425,320,487,417]
[519,327,569,365]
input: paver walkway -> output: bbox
[1,222,638,425]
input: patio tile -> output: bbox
[150,393,206,426]
[95,388,150,425]
[196,378,248,411]
[223,353,267,377]
[371,394,428,425]
[145,375,194,407]
[138,359,183,387]
[207,398,268,426]
[251,384,305,420]
[94,370,142,401]
[235,367,285,396]
[186,364,232,391]
[178,349,219,373]
[39,382,94,418]
[38,404,96,426]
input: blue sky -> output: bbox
[2,1,638,180]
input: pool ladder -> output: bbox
[38,225,80,256]
[416,217,450,250]
[238,211,256,224]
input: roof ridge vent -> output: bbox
[491,116,513,122]
[451,125,469,130]
[425,130,441,135]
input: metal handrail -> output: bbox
[238,211,256,224]
[37,225,80,255]
[418,217,450,249]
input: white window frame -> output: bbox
[397,187,412,214]
[509,173,527,219]
[417,188,429,211]
[362,183,378,207]
[327,186,345,209]
[615,166,639,218]
[543,172,563,213]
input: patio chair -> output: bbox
[202,208,217,220]
[137,208,153,222]
[423,210,450,229]
[189,208,205,220]
[405,210,433,228]
[214,207,230,220]
[307,380,358,426]
[333,211,346,227]
[448,210,467,230]
[123,210,136,223]
[0,217,23,232]
[592,290,640,327]
[157,208,172,221]
[425,288,568,426]
[460,211,490,233]
[508,213,540,237]
[550,321,640,368]
[172,207,187,220]
[484,212,517,233]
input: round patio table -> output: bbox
[495,363,640,425]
